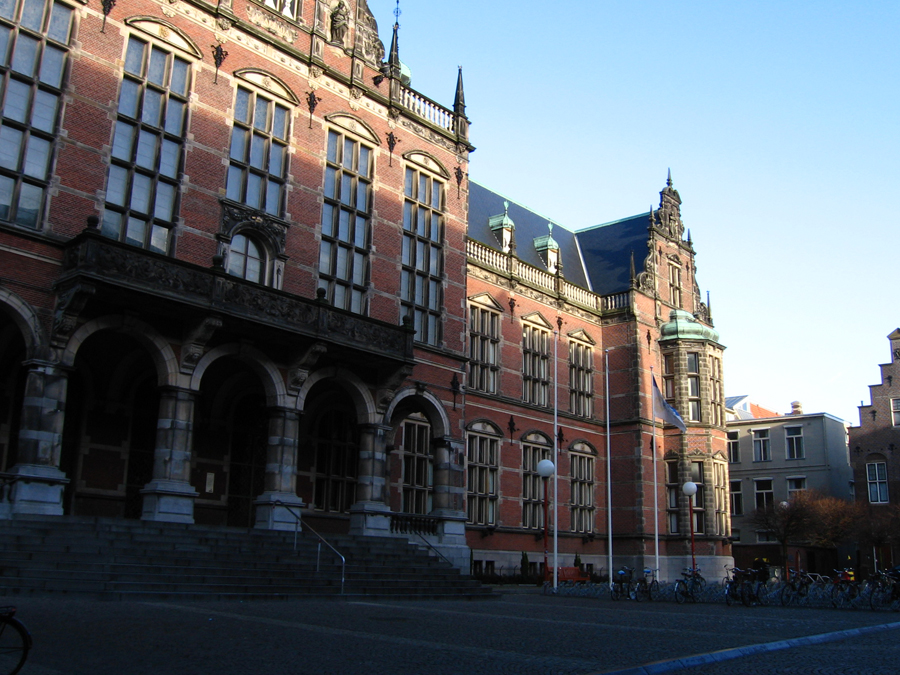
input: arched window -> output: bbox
[522,432,552,529]
[227,233,265,283]
[569,442,595,533]
[401,414,432,514]
[466,421,500,526]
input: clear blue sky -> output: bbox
[368,0,900,424]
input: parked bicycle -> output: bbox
[830,568,859,608]
[739,562,771,606]
[610,566,636,601]
[0,607,30,675]
[674,567,705,604]
[868,566,900,612]
[723,565,747,606]
[633,568,660,602]
[780,568,827,607]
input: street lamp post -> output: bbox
[682,481,698,572]
[537,459,555,583]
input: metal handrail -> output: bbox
[272,500,345,595]
[412,532,455,569]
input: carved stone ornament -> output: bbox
[377,365,414,410]
[220,200,288,255]
[348,86,363,110]
[246,5,299,44]
[287,342,327,393]
[354,0,384,64]
[216,16,233,31]
[179,316,223,374]
[51,283,96,348]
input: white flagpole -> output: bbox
[651,367,660,578]
[552,321,559,590]
[605,349,612,587]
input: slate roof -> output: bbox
[468,181,652,295]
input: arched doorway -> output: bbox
[0,315,27,472]
[59,331,158,518]
[297,381,359,523]
[192,357,267,527]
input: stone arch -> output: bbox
[0,286,46,359]
[190,343,287,407]
[466,418,503,436]
[297,366,376,423]
[384,386,450,440]
[61,315,178,387]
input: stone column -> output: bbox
[8,361,70,516]
[429,436,469,569]
[349,423,393,536]
[141,387,199,523]
[254,408,305,531]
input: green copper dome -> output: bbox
[659,309,720,343]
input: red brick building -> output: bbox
[0,0,728,577]
[850,329,900,572]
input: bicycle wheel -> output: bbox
[648,580,659,601]
[688,578,701,602]
[610,582,622,601]
[831,583,850,608]
[0,618,30,675]
[870,584,890,611]
[725,581,735,606]
[741,582,753,607]
[633,580,646,602]
[755,582,769,605]
[780,583,796,607]
[674,580,686,604]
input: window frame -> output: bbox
[729,478,743,516]
[401,416,433,515]
[754,478,774,510]
[727,430,740,463]
[468,303,500,394]
[317,127,372,314]
[785,425,804,460]
[0,0,73,230]
[466,425,499,526]
[522,434,552,529]
[569,445,595,533]
[522,321,550,406]
[568,338,594,418]
[752,429,771,462]
[867,461,889,504]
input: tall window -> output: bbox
[469,304,499,394]
[402,166,443,345]
[669,263,682,308]
[714,462,727,535]
[0,0,72,229]
[754,478,774,510]
[311,407,358,513]
[785,426,804,460]
[709,355,723,426]
[753,429,771,462]
[727,431,740,463]
[786,476,806,499]
[892,399,900,426]
[401,416,432,514]
[522,435,551,529]
[522,323,549,406]
[570,446,594,533]
[665,460,679,534]
[663,353,675,400]
[689,460,705,534]
[569,340,593,418]
[104,36,190,254]
[466,425,498,526]
[318,128,371,313]
[867,461,889,504]
[686,352,701,422]
[730,479,743,516]
[226,86,288,217]
[227,233,264,283]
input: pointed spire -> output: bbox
[687,229,692,243]
[454,66,466,116]
[667,168,672,187]
[385,0,401,78]
[629,250,636,282]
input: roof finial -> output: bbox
[454,66,466,116]
[629,250,636,281]
[667,168,672,187]
[386,2,401,76]
[394,0,401,24]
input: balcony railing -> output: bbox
[466,238,631,314]
[398,86,455,133]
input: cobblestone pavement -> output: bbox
[5,589,899,675]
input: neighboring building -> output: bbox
[0,0,728,578]
[726,399,852,573]
[849,329,900,572]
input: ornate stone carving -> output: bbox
[287,342,327,393]
[216,16,233,31]
[329,0,349,46]
[377,364,414,410]
[180,316,223,374]
[51,283,96,347]
[354,0,384,64]
[246,5,299,44]
[220,200,288,254]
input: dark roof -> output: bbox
[468,182,590,290]
[574,214,651,295]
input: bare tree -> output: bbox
[749,491,815,579]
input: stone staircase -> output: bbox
[0,516,495,601]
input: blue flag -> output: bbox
[653,377,687,432]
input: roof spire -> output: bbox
[667,168,672,187]
[386,1,401,77]
[629,250,636,284]
[454,66,466,116]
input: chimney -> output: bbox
[790,401,803,415]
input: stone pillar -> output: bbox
[8,361,70,516]
[349,423,392,536]
[429,437,469,568]
[254,408,305,531]
[141,387,199,523]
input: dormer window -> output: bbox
[488,201,515,254]
[533,223,561,275]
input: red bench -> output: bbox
[547,566,590,583]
